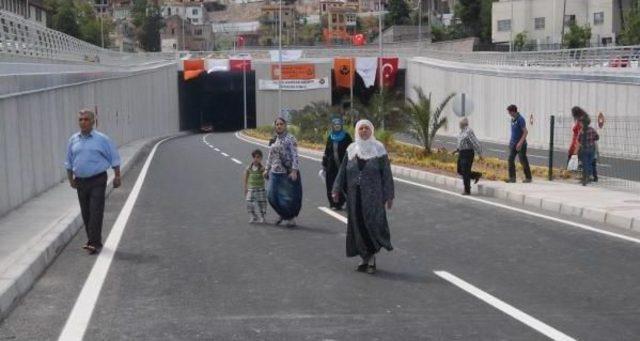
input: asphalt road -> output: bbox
[396,134,640,182]
[2,132,640,340]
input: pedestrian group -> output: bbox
[65,103,600,271]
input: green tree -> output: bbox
[52,0,80,38]
[513,31,528,51]
[405,87,455,154]
[385,0,411,26]
[132,0,164,51]
[620,1,640,45]
[454,0,492,42]
[563,24,592,48]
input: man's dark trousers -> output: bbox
[76,172,107,248]
[508,143,532,181]
[457,150,482,194]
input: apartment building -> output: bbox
[492,0,634,46]
[0,0,49,26]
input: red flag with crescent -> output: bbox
[376,57,399,88]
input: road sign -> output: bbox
[452,93,474,117]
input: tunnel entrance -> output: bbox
[178,71,256,132]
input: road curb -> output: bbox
[238,132,639,234]
[0,132,187,322]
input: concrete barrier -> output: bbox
[0,63,180,217]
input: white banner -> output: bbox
[269,50,303,62]
[258,78,329,91]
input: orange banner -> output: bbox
[334,57,354,89]
[183,59,205,81]
[271,64,316,80]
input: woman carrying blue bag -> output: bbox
[264,117,302,227]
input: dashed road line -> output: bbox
[214,148,220,152]
[221,152,230,157]
[318,207,348,224]
[231,158,243,165]
[435,271,576,341]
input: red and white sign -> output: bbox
[230,58,252,72]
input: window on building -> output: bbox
[534,17,545,30]
[167,8,171,15]
[192,8,198,15]
[594,12,604,25]
[171,28,175,35]
[564,14,576,26]
[601,37,612,45]
[497,19,511,32]
[195,29,202,35]
[35,8,42,21]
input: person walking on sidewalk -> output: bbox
[578,115,599,185]
[332,120,394,275]
[264,117,302,228]
[321,117,353,210]
[65,109,121,255]
[506,104,532,183]
[453,118,483,195]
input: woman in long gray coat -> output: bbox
[332,119,394,274]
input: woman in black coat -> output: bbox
[322,117,353,210]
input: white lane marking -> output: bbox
[488,148,506,154]
[235,132,322,162]
[319,207,348,224]
[201,134,210,144]
[58,136,175,341]
[598,164,611,168]
[528,155,548,159]
[208,145,214,149]
[231,158,243,165]
[214,148,220,152]
[236,132,640,246]
[435,271,576,341]
[393,177,640,245]
[221,152,230,157]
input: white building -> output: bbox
[492,0,634,47]
[0,0,49,26]
[162,1,205,25]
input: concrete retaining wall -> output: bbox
[0,63,180,217]
[406,57,640,157]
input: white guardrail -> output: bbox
[2,8,640,71]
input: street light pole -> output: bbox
[243,58,248,129]
[378,0,384,130]
[100,14,105,48]
[278,0,283,115]
[418,0,421,52]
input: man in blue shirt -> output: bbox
[506,104,532,183]
[65,109,121,254]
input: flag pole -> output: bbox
[378,0,384,130]
[278,0,283,116]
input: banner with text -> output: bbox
[258,78,329,91]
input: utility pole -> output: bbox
[378,0,384,130]
[278,0,283,115]
[418,0,422,52]
[100,13,105,48]
[560,0,567,47]
[509,0,514,53]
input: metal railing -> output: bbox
[0,10,173,66]
[2,7,639,72]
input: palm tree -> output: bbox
[406,86,455,154]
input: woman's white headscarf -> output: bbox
[347,119,388,160]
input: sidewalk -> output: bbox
[0,133,183,321]
[239,132,640,232]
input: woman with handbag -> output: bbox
[332,120,394,274]
[264,117,303,227]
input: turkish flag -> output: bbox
[334,57,354,89]
[230,58,251,72]
[376,57,399,89]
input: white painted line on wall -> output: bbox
[221,152,230,157]
[319,207,348,224]
[236,132,640,245]
[231,158,243,165]
[58,136,175,341]
[434,271,576,341]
